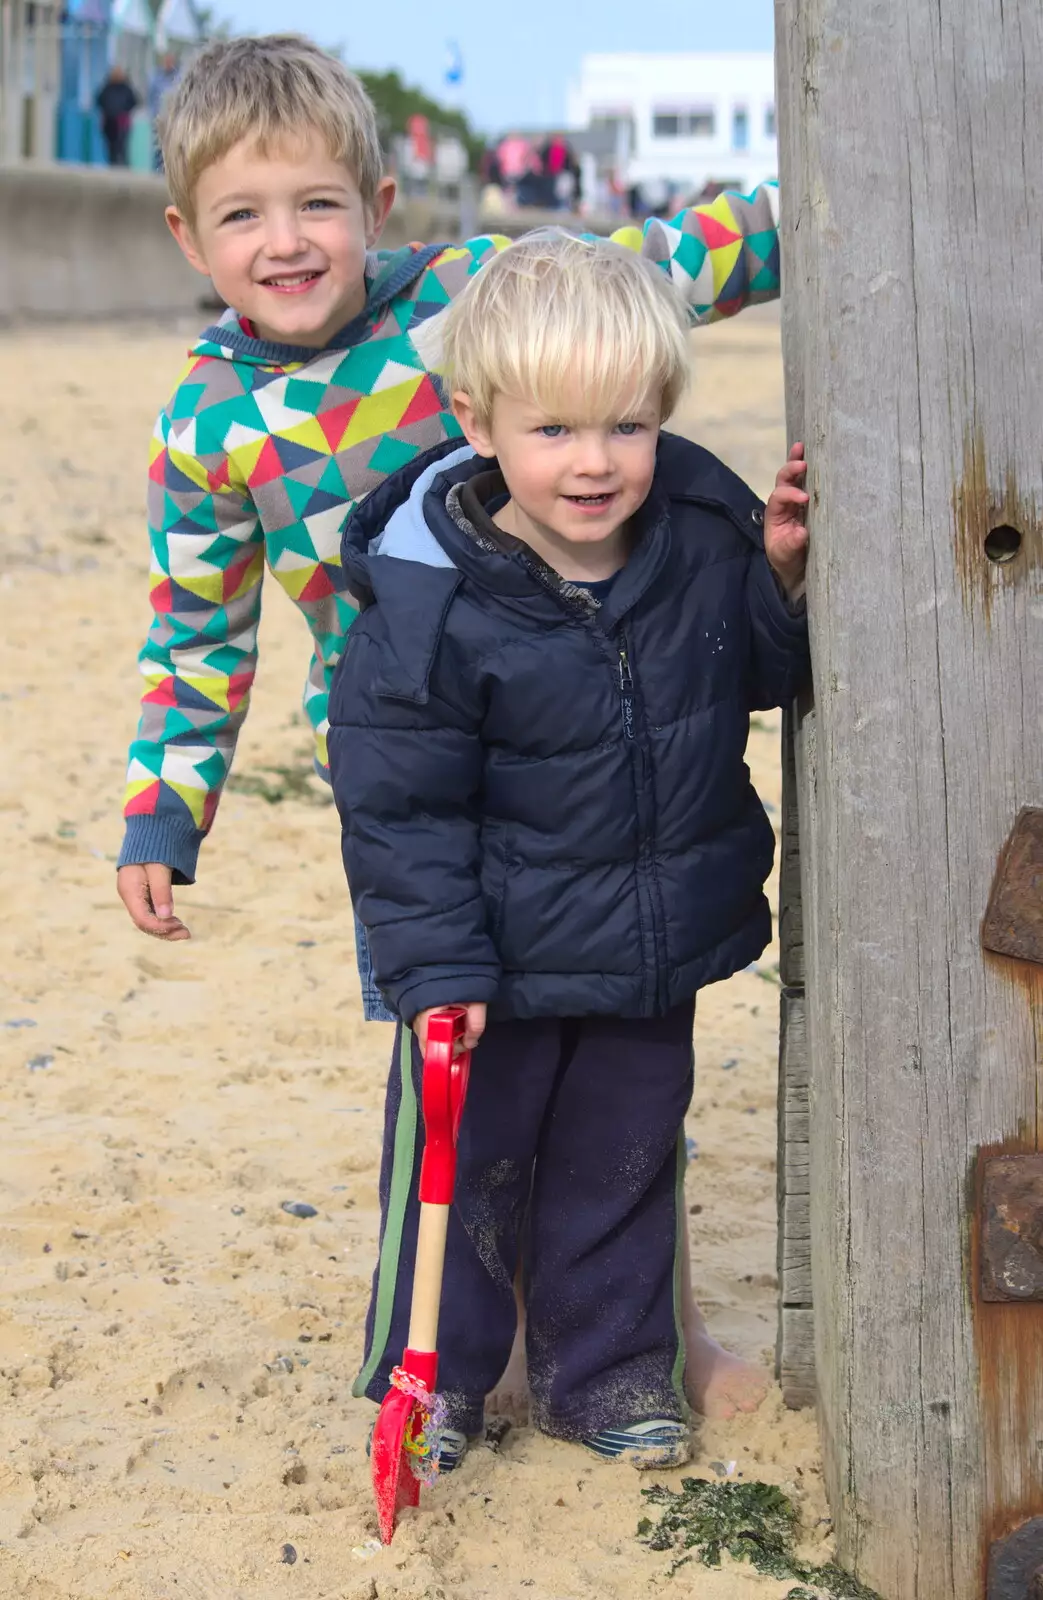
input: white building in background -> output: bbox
[566,52,777,203]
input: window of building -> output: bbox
[765,104,776,138]
[652,108,715,139]
[732,107,749,150]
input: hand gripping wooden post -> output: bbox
[371,1008,470,1545]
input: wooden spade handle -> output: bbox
[406,1201,450,1354]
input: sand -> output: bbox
[0,305,826,1599]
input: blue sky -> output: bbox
[226,0,775,134]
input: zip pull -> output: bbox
[618,636,635,739]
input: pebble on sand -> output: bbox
[281,1200,318,1219]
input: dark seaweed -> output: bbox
[637,1479,882,1598]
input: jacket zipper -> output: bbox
[615,631,669,1013]
[618,634,635,739]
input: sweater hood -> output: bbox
[189,242,447,368]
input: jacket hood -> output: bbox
[189,242,447,369]
[339,430,770,706]
[342,429,768,584]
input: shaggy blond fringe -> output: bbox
[160,34,384,221]
[418,231,691,426]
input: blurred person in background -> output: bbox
[496,130,537,206]
[148,52,181,171]
[538,131,580,210]
[96,64,139,167]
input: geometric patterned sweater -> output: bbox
[119,183,781,884]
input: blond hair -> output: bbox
[427,231,691,427]
[160,34,384,221]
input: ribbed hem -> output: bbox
[117,815,205,886]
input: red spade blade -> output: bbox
[371,1386,420,1544]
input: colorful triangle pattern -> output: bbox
[125,191,781,842]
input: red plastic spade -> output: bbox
[372,1007,471,1544]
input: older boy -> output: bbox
[328,234,809,1467]
[114,33,782,1417]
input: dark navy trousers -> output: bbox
[353,1003,696,1439]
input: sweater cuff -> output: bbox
[117,815,204,885]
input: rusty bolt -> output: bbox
[981,807,1043,967]
[981,1155,1043,1303]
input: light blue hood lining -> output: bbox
[368,444,476,569]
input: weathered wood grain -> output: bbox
[777,988,814,1402]
[775,0,1043,1592]
[777,1308,817,1411]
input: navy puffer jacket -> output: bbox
[328,434,809,1024]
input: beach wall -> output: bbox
[0,161,616,320]
[0,162,202,319]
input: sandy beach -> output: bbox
[0,303,825,1598]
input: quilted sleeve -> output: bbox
[118,391,265,885]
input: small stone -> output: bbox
[282,1459,307,1485]
[266,1355,294,1375]
[43,1243,52,1253]
[230,1205,245,1216]
[27,1054,54,1072]
[3,1019,36,1029]
[296,940,316,948]
[280,1543,297,1565]
[685,1136,699,1160]
[721,1057,739,1071]
[743,1106,758,1116]
[281,1201,317,1219]
[708,1459,729,1477]
[71,1229,90,1240]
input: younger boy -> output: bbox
[327,233,810,1467]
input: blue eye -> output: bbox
[304,197,337,211]
[616,421,641,436]
[222,208,254,224]
[538,424,565,437]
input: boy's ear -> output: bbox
[165,208,210,277]
[365,177,398,247]
[452,392,495,458]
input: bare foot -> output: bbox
[680,1228,769,1419]
[685,1328,769,1420]
[485,1276,531,1424]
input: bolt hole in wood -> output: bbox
[985,524,1023,564]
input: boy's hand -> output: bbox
[764,443,810,600]
[413,1003,487,1054]
[117,864,191,941]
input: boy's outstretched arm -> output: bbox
[328,620,500,1025]
[419,180,780,329]
[117,399,265,937]
[611,180,781,324]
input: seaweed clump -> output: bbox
[637,1478,882,1599]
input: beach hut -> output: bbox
[0,0,62,159]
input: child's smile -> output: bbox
[166,131,395,348]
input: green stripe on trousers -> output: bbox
[352,1025,419,1397]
